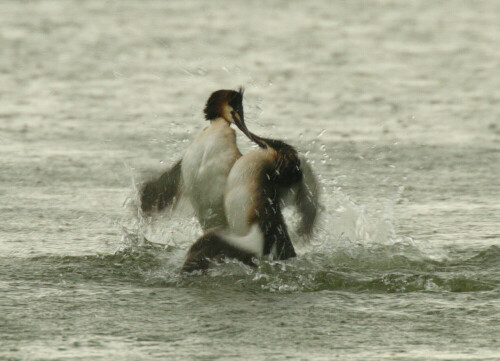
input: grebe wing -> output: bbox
[292,156,320,239]
[140,159,183,213]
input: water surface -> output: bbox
[1,0,499,360]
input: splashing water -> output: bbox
[108,178,499,295]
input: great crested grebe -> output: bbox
[182,115,316,273]
[140,88,246,231]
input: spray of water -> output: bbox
[104,167,498,294]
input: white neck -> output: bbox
[211,117,231,126]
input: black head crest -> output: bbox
[203,88,244,121]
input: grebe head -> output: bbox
[204,88,245,127]
[229,97,302,185]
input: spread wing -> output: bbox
[292,156,320,238]
[140,159,183,213]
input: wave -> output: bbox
[3,242,498,295]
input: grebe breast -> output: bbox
[182,119,241,230]
[224,149,275,236]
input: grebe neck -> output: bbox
[210,117,231,126]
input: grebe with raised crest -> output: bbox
[140,88,246,231]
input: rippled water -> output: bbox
[2,241,500,360]
[1,0,500,360]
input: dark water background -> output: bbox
[1,0,499,359]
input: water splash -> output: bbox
[108,170,499,294]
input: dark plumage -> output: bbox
[140,159,182,213]
[203,88,244,121]
[181,232,256,273]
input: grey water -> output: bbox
[1,0,499,360]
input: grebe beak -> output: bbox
[231,110,267,149]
